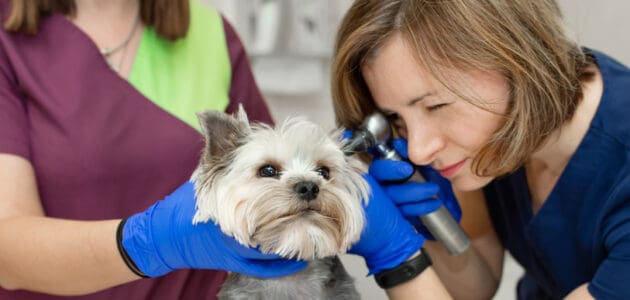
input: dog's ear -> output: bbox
[196,108,250,159]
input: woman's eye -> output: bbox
[316,166,330,180]
[427,103,449,111]
[258,165,279,178]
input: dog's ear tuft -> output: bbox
[235,104,250,126]
[196,109,249,159]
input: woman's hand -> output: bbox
[369,138,462,239]
[121,181,307,278]
[348,174,425,275]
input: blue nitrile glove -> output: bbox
[348,174,425,275]
[369,138,462,238]
[121,181,307,277]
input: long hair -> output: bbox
[3,0,189,40]
[332,0,594,176]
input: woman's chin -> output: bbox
[450,172,495,192]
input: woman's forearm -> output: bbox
[384,239,500,300]
[424,239,502,300]
[0,216,139,295]
[386,266,452,300]
[415,188,505,300]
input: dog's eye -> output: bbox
[258,165,279,178]
[316,166,330,180]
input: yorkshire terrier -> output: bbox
[191,107,369,300]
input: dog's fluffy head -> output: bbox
[191,107,369,260]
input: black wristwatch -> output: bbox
[374,248,432,289]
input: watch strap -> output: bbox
[116,218,149,278]
[374,248,432,289]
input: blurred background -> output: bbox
[207,1,630,299]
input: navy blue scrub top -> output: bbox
[483,49,630,300]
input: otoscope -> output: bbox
[345,111,470,256]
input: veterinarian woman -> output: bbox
[0,0,436,299]
[0,0,304,298]
[0,0,450,300]
[334,0,630,299]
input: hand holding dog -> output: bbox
[120,181,307,278]
[349,174,425,275]
[369,138,462,238]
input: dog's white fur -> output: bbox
[191,106,369,260]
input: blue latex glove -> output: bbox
[121,181,307,277]
[348,174,425,275]
[369,138,462,238]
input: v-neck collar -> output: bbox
[48,11,144,80]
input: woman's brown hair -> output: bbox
[3,0,189,40]
[332,0,594,176]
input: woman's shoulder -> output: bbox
[587,49,630,152]
[589,49,630,77]
[171,0,234,57]
[188,0,226,33]
[187,0,242,51]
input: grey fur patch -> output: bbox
[218,256,360,300]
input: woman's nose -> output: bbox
[406,125,445,166]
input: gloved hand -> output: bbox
[348,174,425,275]
[369,138,462,238]
[120,181,307,278]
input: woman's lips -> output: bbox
[436,160,466,177]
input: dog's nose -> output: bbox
[293,181,319,201]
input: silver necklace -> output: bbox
[100,13,140,72]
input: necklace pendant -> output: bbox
[98,13,140,75]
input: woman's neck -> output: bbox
[71,0,140,42]
[525,64,603,210]
[70,0,142,79]
[74,0,139,18]
[529,65,603,174]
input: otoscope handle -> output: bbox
[346,109,470,255]
[378,146,470,256]
[421,206,470,255]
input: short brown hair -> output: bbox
[3,0,189,40]
[332,0,594,176]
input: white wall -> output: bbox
[559,0,630,65]
[209,1,630,299]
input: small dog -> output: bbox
[191,107,370,300]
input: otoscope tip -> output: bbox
[343,129,374,156]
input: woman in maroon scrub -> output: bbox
[0,0,297,299]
